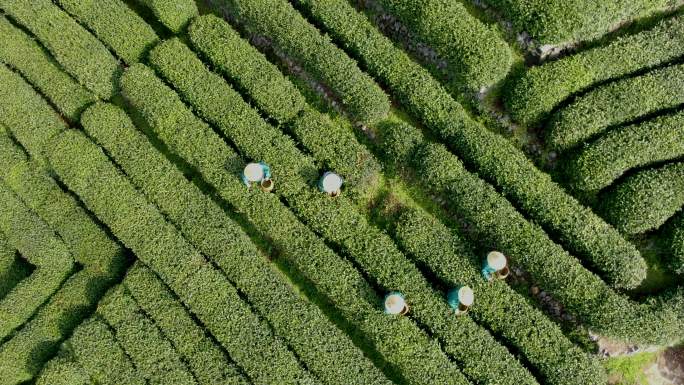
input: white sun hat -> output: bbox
[487,251,507,271]
[320,172,343,194]
[457,286,475,307]
[384,292,407,315]
[243,162,265,182]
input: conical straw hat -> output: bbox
[244,163,264,182]
[458,286,474,306]
[321,172,343,193]
[487,251,507,270]
[384,293,406,314]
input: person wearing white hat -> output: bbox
[447,286,474,316]
[242,161,273,192]
[383,291,409,315]
[481,251,509,281]
[318,171,343,197]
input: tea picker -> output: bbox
[242,162,274,192]
[447,285,474,316]
[481,251,510,281]
[383,291,409,315]
[319,171,343,197]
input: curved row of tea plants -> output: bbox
[135,0,198,33]
[218,0,390,124]
[601,161,684,234]
[391,206,606,385]
[378,120,683,345]
[505,13,684,126]
[564,110,684,192]
[56,0,158,64]
[373,0,512,89]
[547,63,684,151]
[481,0,676,48]
[188,15,380,189]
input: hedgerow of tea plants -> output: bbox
[1,0,683,383]
[505,14,684,126]
[481,0,674,46]
[373,0,512,89]
[379,121,682,345]
[219,0,390,124]
[48,129,319,385]
[120,63,469,385]
[147,43,536,385]
[188,16,380,188]
[82,102,393,385]
[291,0,645,290]
[564,111,684,192]
[547,63,684,151]
[601,161,684,234]
[56,0,159,64]
[0,16,95,121]
[0,0,119,99]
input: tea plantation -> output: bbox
[0,0,683,384]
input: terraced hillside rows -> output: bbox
[0,0,682,384]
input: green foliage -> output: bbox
[393,207,607,385]
[663,212,684,274]
[0,0,120,99]
[56,0,159,64]
[64,318,146,385]
[0,270,116,384]
[375,0,512,89]
[481,0,673,44]
[0,16,95,122]
[148,38,319,195]
[47,129,318,385]
[124,264,249,385]
[0,129,123,275]
[136,0,198,33]
[35,355,91,385]
[603,351,658,385]
[548,63,684,151]
[289,107,381,189]
[217,0,390,124]
[0,131,124,384]
[82,102,392,385]
[564,111,684,191]
[0,181,74,341]
[0,64,67,162]
[0,234,28,301]
[97,285,198,385]
[120,63,470,385]
[188,17,380,188]
[601,162,684,234]
[188,14,305,123]
[292,0,646,290]
[148,41,535,385]
[505,14,684,126]
[379,121,683,345]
